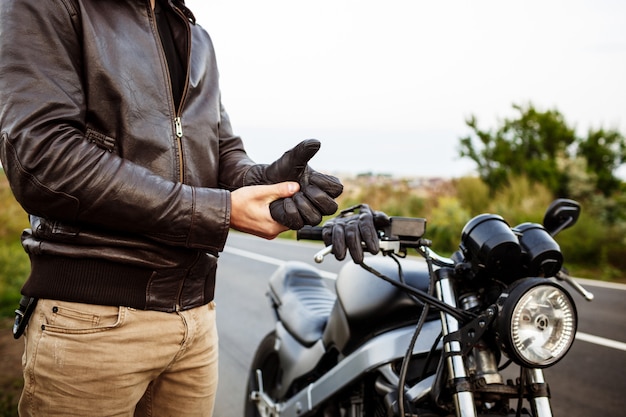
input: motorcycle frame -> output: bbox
[255,319,442,417]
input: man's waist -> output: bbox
[22,254,216,312]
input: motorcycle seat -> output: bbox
[268,261,336,347]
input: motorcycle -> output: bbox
[244,199,593,417]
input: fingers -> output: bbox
[301,183,339,215]
[331,222,348,261]
[266,139,320,182]
[358,207,379,255]
[269,182,324,229]
[344,219,365,263]
[293,193,322,225]
[275,181,300,198]
[323,219,349,260]
[268,182,303,229]
[320,204,381,263]
[269,198,303,230]
[272,180,338,229]
[322,221,335,247]
[309,171,344,198]
[288,139,321,167]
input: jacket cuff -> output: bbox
[187,187,231,252]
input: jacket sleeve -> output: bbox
[216,100,259,191]
[0,0,230,252]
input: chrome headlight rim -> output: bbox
[496,278,577,368]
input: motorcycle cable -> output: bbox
[356,248,476,415]
[497,358,513,372]
[398,302,430,417]
[396,249,435,417]
[390,251,423,307]
[515,367,527,417]
[363,249,464,416]
[358,255,475,323]
[421,331,443,381]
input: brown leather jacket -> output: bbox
[0,0,257,311]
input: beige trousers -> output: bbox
[19,299,219,417]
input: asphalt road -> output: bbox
[213,233,626,417]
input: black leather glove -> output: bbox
[244,139,343,229]
[321,204,381,264]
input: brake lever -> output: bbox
[314,240,403,263]
[556,270,594,301]
[314,245,333,263]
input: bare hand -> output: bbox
[230,182,300,239]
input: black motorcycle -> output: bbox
[244,199,593,417]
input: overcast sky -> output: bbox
[185,0,626,178]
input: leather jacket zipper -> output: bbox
[174,116,184,137]
[174,116,184,183]
[150,0,191,184]
[171,2,192,184]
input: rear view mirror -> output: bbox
[543,199,581,236]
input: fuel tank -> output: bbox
[323,255,433,353]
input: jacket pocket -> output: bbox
[85,127,117,153]
[31,216,80,240]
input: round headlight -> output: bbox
[496,278,577,368]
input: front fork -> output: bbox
[435,269,553,417]
[436,270,478,417]
[526,369,553,416]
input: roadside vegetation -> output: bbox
[0,173,30,318]
[0,171,29,415]
[338,103,626,280]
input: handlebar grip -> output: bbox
[297,225,324,241]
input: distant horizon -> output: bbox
[233,125,478,179]
[185,0,625,181]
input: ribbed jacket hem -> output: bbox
[23,255,155,310]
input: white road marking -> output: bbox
[223,246,337,279]
[575,332,626,352]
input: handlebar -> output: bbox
[297,214,429,263]
[297,214,427,243]
[297,218,456,267]
[297,225,323,241]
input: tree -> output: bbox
[458,103,625,197]
[577,127,626,196]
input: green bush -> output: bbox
[336,173,623,281]
[487,175,553,226]
[0,240,29,317]
[427,196,470,254]
[454,176,490,216]
[0,172,30,317]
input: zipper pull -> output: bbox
[175,116,183,138]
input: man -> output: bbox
[0,0,342,415]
